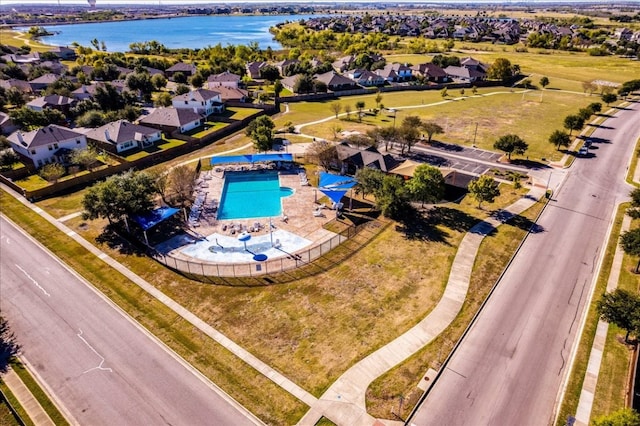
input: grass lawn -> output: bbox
[58,183,525,400]
[0,379,33,426]
[122,136,187,161]
[0,190,307,425]
[591,216,640,418]
[14,174,50,191]
[224,107,262,121]
[0,30,56,52]
[555,203,629,426]
[186,121,228,139]
[295,89,595,162]
[9,359,69,426]
[367,193,547,419]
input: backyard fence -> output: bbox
[150,219,380,281]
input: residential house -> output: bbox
[444,66,486,82]
[314,71,358,91]
[246,61,267,79]
[332,55,356,73]
[335,143,399,175]
[171,89,224,116]
[411,63,448,83]
[38,60,68,75]
[0,78,33,94]
[85,120,161,154]
[348,69,385,87]
[214,86,249,103]
[377,63,413,82]
[1,52,41,64]
[7,124,87,168]
[143,66,165,76]
[49,46,77,60]
[27,95,76,114]
[460,57,489,73]
[138,107,203,134]
[28,73,60,92]
[0,112,18,135]
[71,82,126,101]
[207,71,241,89]
[280,74,300,92]
[275,59,299,75]
[165,62,197,80]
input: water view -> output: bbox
[28,14,320,51]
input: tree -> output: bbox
[487,57,514,81]
[82,170,156,225]
[259,65,280,83]
[10,107,65,130]
[582,81,598,95]
[374,92,383,109]
[273,79,283,99]
[151,74,167,90]
[441,87,448,98]
[468,175,500,208]
[422,121,444,143]
[408,164,445,207]
[563,114,585,136]
[356,167,385,200]
[588,102,602,114]
[355,101,365,122]
[592,408,640,426]
[344,104,352,120]
[0,150,20,171]
[76,110,106,128]
[94,83,125,111]
[39,163,66,183]
[155,92,173,107]
[190,73,204,89]
[597,289,640,342]
[305,139,337,170]
[172,72,187,84]
[539,76,550,89]
[69,146,99,171]
[618,79,640,97]
[167,165,196,207]
[578,107,594,121]
[330,102,342,118]
[293,74,315,94]
[493,134,528,160]
[375,174,410,219]
[245,115,275,152]
[602,93,618,106]
[627,188,640,219]
[471,86,478,96]
[175,84,190,95]
[621,228,640,273]
[0,316,21,371]
[548,130,571,151]
[398,116,422,155]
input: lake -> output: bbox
[27,14,319,52]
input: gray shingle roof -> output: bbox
[8,125,84,149]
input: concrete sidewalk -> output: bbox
[299,186,547,426]
[1,366,55,426]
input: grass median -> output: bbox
[0,189,307,425]
[555,203,629,426]
[367,194,547,419]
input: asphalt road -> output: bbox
[0,217,259,426]
[410,102,640,425]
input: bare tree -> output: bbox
[329,102,342,118]
[344,104,352,121]
[168,165,196,207]
[305,139,338,170]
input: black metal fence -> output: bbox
[151,219,374,279]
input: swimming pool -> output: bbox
[217,171,293,220]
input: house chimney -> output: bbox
[105,129,111,141]
[17,132,25,146]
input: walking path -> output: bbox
[574,214,631,425]
[299,185,547,426]
[1,366,55,426]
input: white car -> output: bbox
[578,147,589,156]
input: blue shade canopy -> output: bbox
[210,153,293,165]
[318,172,357,204]
[132,206,180,231]
[318,172,357,190]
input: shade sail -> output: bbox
[319,189,349,204]
[210,153,293,165]
[318,172,357,190]
[131,206,180,231]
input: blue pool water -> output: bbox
[217,171,293,220]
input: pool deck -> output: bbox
[163,165,340,263]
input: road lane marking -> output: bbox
[15,264,50,297]
[77,329,113,374]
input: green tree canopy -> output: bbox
[355,167,385,199]
[69,146,99,171]
[39,163,66,183]
[468,175,500,208]
[82,170,157,225]
[408,164,445,207]
[375,174,409,219]
[549,130,571,151]
[593,408,640,426]
[487,57,515,81]
[539,76,550,89]
[602,92,618,106]
[493,134,528,160]
[620,227,640,273]
[563,114,585,136]
[246,115,275,152]
[597,289,640,342]
[398,116,422,155]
